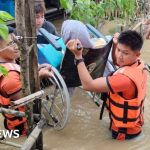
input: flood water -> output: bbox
[0,19,150,150]
[43,19,150,150]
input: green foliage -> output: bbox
[60,0,73,11]
[0,65,8,76]
[0,11,14,75]
[70,0,105,27]
[115,0,136,19]
[0,11,14,23]
[0,11,14,40]
[0,24,8,40]
[60,0,138,28]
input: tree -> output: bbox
[15,0,43,149]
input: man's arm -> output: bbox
[67,39,110,93]
[77,61,110,93]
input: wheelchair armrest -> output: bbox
[39,28,61,51]
[86,24,108,43]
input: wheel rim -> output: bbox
[41,67,70,130]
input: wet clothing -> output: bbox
[0,63,26,135]
[106,59,148,140]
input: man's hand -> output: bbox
[66,39,83,59]
[113,32,120,45]
[38,63,51,71]
[38,64,53,79]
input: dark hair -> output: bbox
[118,30,143,51]
[34,1,46,14]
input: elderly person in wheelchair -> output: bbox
[38,19,114,86]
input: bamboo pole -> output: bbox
[0,107,25,117]
[21,117,46,150]
[11,90,44,108]
[0,140,22,148]
[132,22,142,31]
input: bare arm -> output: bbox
[67,39,110,93]
[77,61,110,93]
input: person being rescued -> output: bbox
[0,26,52,136]
[66,30,148,140]
[61,19,109,95]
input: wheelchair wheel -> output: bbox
[41,66,70,130]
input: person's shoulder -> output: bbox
[42,20,58,35]
[42,21,55,28]
[0,71,21,93]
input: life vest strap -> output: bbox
[109,97,141,110]
[123,101,128,123]
[99,93,108,120]
[110,110,140,122]
[5,115,23,121]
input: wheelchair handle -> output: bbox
[39,28,62,51]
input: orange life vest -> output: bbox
[106,60,148,140]
[0,63,26,131]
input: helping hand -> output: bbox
[38,63,53,79]
[113,32,120,45]
[66,39,83,59]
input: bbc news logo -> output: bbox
[0,130,19,138]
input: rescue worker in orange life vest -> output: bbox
[0,26,52,136]
[67,30,148,140]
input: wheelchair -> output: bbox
[37,24,113,130]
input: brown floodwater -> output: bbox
[0,20,150,150]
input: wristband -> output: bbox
[74,58,84,66]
